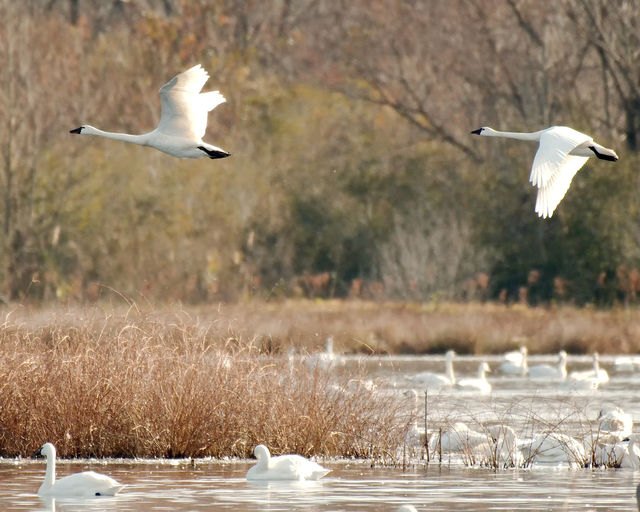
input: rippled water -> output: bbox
[2,353,640,511]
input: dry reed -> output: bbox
[0,306,406,459]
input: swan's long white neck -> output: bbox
[254,446,271,472]
[481,128,543,141]
[41,449,56,492]
[82,126,149,146]
[445,355,455,383]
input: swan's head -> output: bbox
[35,442,56,459]
[520,346,528,356]
[480,362,491,372]
[445,349,456,359]
[471,127,497,136]
[558,350,568,361]
[70,125,99,135]
[253,444,270,460]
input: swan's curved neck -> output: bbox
[84,126,149,146]
[445,357,455,383]
[255,453,270,472]
[42,453,56,491]
[486,129,542,141]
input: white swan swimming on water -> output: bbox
[569,352,609,384]
[70,64,230,160]
[597,405,633,440]
[246,444,330,481]
[499,346,528,376]
[519,432,586,465]
[306,336,343,370]
[35,443,124,497]
[471,126,618,218]
[456,362,491,394]
[411,350,456,388]
[429,422,489,452]
[594,435,640,469]
[528,350,568,380]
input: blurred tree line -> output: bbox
[0,0,639,306]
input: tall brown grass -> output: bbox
[0,306,407,459]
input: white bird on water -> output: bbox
[471,126,618,218]
[500,346,528,376]
[35,442,124,497]
[569,352,609,384]
[456,362,491,394]
[246,444,330,481]
[528,350,568,380]
[411,349,456,388]
[70,64,230,160]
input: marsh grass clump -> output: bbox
[0,308,406,460]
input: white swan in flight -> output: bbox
[246,444,330,481]
[35,443,124,497]
[471,126,618,218]
[70,64,230,160]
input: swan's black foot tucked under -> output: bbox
[70,127,84,134]
[589,145,618,161]
[198,146,231,159]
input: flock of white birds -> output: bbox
[404,347,639,469]
[411,348,616,393]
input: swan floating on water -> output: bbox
[519,432,586,466]
[594,435,640,469]
[70,64,230,160]
[411,350,456,388]
[597,406,633,440]
[429,422,489,453]
[499,346,528,376]
[482,425,524,468]
[471,126,618,218]
[35,443,124,497]
[528,350,567,380]
[306,336,343,370]
[456,362,491,394]
[246,444,330,481]
[569,352,609,384]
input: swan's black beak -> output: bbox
[33,447,43,458]
[70,127,83,134]
[470,128,483,135]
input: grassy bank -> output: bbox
[6,300,640,356]
[2,300,639,459]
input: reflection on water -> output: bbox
[1,461,639,511]
[2,353,640,511]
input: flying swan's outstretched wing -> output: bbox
[530,127,591,218]
[156,64,226,140]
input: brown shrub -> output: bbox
[0,308,406,459]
